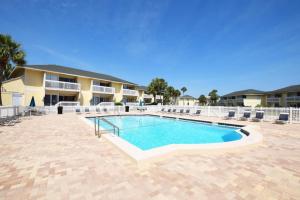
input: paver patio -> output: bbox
[0,113,300,200]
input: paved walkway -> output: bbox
[0,113,299,200]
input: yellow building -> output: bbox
[176,95,197,106]
[1,65,141,106]
[220,85,300,107]
[265,85,300,107]
[219,89,265,107]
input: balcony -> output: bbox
[123,89,138,96]
[267,97,280,103]
[236,98,244,102]
[92,85,115,94]
[286,96,300,102]
[45,80,80,91]
[144,94,153,99]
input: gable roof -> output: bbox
[267,84,300,93]
[14,65,136,85]
[137,86,148,91]
[179,95,196,99]
[222,89,265,97]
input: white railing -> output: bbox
[97,102,115,106]
[125,102,139,106]
[286,96,300,101]
[156,95,163,99]
[0,106,20,117]
[267,97,280,102]
[123,89,138,96]
[92,85,115,94]
[144,94,153,99]
[236,98,244,102]
[45,80,81,91]
[55,101,80,107]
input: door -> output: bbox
[12,93,22,106]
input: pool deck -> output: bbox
[0,112,300,199]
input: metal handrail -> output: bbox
[94,116,120,137]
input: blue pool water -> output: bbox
[89,115,242,150]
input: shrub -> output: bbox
[115,102,123,106]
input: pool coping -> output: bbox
[82,114,263,164]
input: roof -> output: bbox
[137,86,148,91]
[14,65,136,85]
[266,84,300,93]
[179,95,196,99]
[222,89,265,97]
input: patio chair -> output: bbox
[172,109,177,114]
[160,108,165,113]
[179,109,184,115]
[239,111,251,121]
[103,108,108,113]
[167,108,171,113]
[96,107,101,114]
[75,108,81,114]
[275,113,289,124]
[0,117,16,126]
[252,111,264,122]
[193,110,201,116]
[185,109,190,114]
[224,110,235,120]
[85,108,90,114]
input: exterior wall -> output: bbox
[177,98,196,106]
[2,77,25,106]
[138,90,144,102]
[3,68,141,106]
[243,95,263,107]
[112,82,123,102]
[1,92,13,105]
[77,77,92,106]
[24,69,45,106]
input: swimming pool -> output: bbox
[89,115,243,150]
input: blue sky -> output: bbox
[1,0,300,97]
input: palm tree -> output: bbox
[0,34,26,105]
[147,78,168,103]
[180,86,187,105]
[173,89,181,105]
[166,86,175,104]
[181,86,187,95]
[208,89,219,106]
[198,95,207,106]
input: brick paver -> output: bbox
[0,113,299,199]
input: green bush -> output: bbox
[114,102,123,106]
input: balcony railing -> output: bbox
[236,98,244,102]
[123,89,138,96]
[267,97,280,103]
[92,85,115,94]
[286,96,300,102]
[144,94,153,99]
[156,95,163,99]
[45,80,81,91]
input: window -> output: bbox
[44,94,58,106]
[46,73,58,81]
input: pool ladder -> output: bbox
[94,117,120,138]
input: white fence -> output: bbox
[2,105,300,123]
[160,106,300,123]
